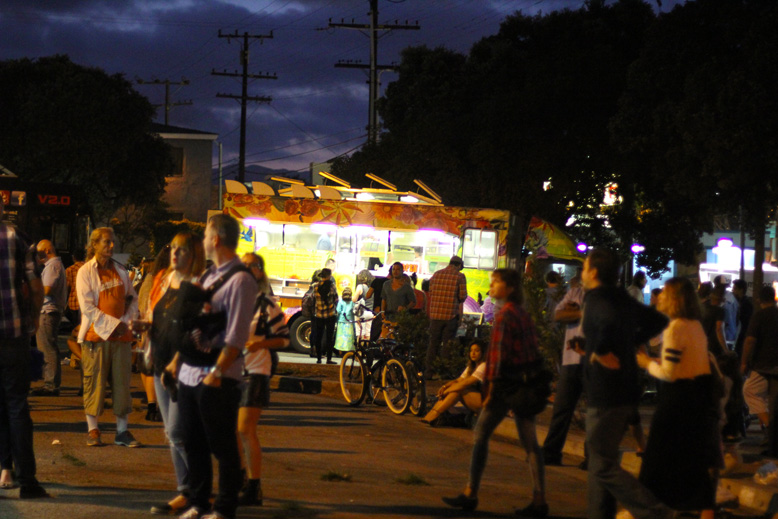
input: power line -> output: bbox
[213,29,277,183]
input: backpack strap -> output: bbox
[201,264,252,297]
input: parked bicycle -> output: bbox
[338,313,426,415]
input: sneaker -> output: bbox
[114,430,142,448]
[442,494,478,511]
[151,500,189,515]
[19,483,50,499]
[178,507,204,519]
[86,429,104,447]
[29,387,59,397]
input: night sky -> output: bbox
[1,0,681,178]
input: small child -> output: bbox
[334,287,356,354]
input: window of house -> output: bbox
[169,147,184,177]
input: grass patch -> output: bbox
[395,473,430,486]
[62,453,86,467]
[320,470,352,482]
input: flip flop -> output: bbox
[1,481,19,489]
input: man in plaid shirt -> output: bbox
[0,195,48,498]
[426,256,467,379]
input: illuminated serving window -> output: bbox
[462,229,497,270]
[390,229,458,275]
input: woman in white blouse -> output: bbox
[421,341,486,425]
[636,277,722,519]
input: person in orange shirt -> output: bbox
[75,227,140,448]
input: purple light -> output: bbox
[631,244,645,254]
[717,237,734,248]
[576,243,588,253]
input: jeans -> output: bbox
[426,317,458,377]
[542,363,584,462]
[312,316,336,362]
[179,378,242,518]
[468,391,544,496]
[586,406,669,519]
[36,311,62,390]
[0,336,39,487]
[154,374,189,494]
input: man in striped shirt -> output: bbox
[426,256,467,379]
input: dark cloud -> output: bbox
[0,0,684,174]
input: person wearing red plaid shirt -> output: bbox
[426,255,467,379]
[443,269,547,517]
[0,196,48,499]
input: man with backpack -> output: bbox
[174,214,257,519]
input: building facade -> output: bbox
[151,123,217,223]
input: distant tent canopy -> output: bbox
[525,217,583,262]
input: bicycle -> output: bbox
[338,312,423,415]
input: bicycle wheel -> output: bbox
[406,360,427,416]
[382,358,411,414]
[339,351,368,406]
[367,360,385,406]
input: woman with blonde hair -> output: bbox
[637,277,721,519]
[132,232,205,515]
[237,253,289,506]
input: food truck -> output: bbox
[221,176,583,352]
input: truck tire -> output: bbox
[290,317,313,355]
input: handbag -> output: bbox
[495,360,553,417]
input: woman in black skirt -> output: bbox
[637,277,722,519]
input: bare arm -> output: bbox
[715,320,727,351]
[30,278,43,333]
[741,336,757,374]
[202,346,241,388]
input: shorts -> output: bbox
[240,374,271,408]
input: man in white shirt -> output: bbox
[31,240,67,396]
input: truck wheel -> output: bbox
[290,317,313,355]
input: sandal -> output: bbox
[0,469,17,489]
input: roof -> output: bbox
[150,123,217,140]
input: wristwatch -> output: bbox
[212,366,223,379]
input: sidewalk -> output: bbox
[272,362,778,517]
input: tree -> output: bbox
[611,0,778,282]
[333,1,655,257]
[0,55,171,230]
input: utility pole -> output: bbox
[136,78,192,125]
[213,30,277,183]
[329,0,419,146]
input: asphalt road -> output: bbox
[0,366,590,519]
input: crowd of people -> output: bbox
[3,196,776,519]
